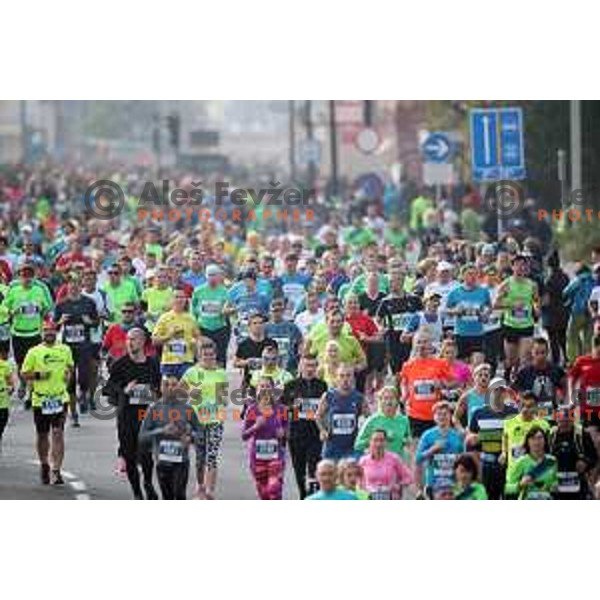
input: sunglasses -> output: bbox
[122,309,134,314]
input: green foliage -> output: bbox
[553,219,600,262]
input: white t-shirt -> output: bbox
[294,310,324,338]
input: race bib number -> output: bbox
[201,301,221,316]
[538,400,554,420]
[273,337,291,358]
[247,357,263,371]
[392,313,412,332]
[21,303,39,317]
[511,306,529,321]
[298,397,320,419]
[369,487,392,500]
[331,413,356,436]
[255,439,278,461]
[557,471,580,494]
[461,304,480,322]
[0,323,9,341]
[527,489,552,500]
[431,453,455,488]
[168,339,187,357]
[41,398,63,415]
[64,324,85,344]
[129,383,153,405]
[158,440,184,463]
[414,380,436,400]
[586,388,600,407]
[237,320,249,338]
[511,445,525,460]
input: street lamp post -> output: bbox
[329,100,339,197]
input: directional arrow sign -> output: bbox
[421,132,452,163]
[470,107,526,181]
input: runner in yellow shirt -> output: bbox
[152,290,201,379]
[21,321,74,485]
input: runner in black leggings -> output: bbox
[105,328,161,499]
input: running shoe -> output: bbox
[40,463,50,485]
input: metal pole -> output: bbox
[305,100,317,191]
[288,100,296,181]
[557,148,568,208]
[329,100,339,197]
[20,100,28,163]
[570,100,582,192]
[54,100,65,161]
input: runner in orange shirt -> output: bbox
[399,328,453,439]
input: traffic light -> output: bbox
[166,114,180,150]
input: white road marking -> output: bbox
[27,459,91,499]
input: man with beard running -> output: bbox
[105,327,162,499]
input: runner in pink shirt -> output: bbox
[359,430,413,499]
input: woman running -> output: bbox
[452,453,488,499]
[242,376,288,500]
[359,429,413,499]
[505,425,558,500]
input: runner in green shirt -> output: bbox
[494,254,539,379]
[21,321,74,485]
[141,268,174,332]
[355,386,412,461]
[180,338,228,499]
[0,353,15,446]
[191,269,230,332]
[502,391,550,471]
[453,453,488,499]
[102,264,140,323]
[505,425,558,499]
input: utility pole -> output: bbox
[54,100,65,161]
[20,100,28,164]
[305,100,317,191]
[570,100,582,193]
[329,100,339,197]
[288,100,296,181]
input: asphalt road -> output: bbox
[0,369,301,500]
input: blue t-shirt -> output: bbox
[265,320,303,371]
[446,285,491,337]
[182,270,206,290]
[416,426,464,490]
[305,489,357,500]
[280,273,312,317]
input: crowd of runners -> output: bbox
[1,164,600,500]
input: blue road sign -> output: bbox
[421,132,452,163]
[354,172,385,201]
[470,107,526,181]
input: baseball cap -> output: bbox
[481,243,496,256]
[206,264,222,277]
[436,261,453,272]
[488,376,511,391]
[42,319,58,331]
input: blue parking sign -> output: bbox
[470,107,526,181]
